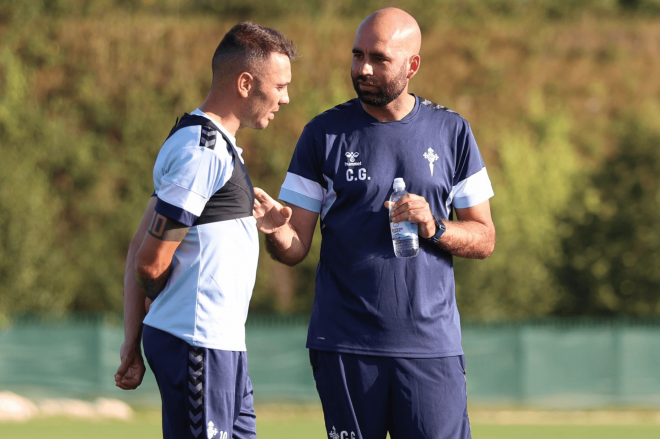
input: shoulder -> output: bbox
[156,126,231,177]
[162,121,230,157]
[305,99,359,131]
[418,97,471,129]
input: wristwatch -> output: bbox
[426,215,446,244]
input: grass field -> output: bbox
[2,410,660,439]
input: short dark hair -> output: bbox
[212,22,297,81]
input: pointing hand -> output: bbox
[253,187,293,234]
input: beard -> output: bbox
[352,63,408,107]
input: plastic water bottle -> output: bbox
[389,178,419,258]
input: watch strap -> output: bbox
[427,215,446,244]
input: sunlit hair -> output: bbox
[212,22,297,82]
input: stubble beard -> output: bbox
[245,80,270,130]
[352,63,408,107]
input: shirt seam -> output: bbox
[160,177,209,200]
[192,226,202,344]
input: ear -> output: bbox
[407,55,420,80]
[237,72,254,98]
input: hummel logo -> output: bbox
[423,148,440,176]
[344,151,362,167]
[345,152,359,162]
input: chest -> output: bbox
[322,124,456,214]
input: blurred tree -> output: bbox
[554,115,660,316]
[454,94,580,319]
[0,50,72,314]
[1,0,659,318]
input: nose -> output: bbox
[359,59,373,76]
[280,89,290,105]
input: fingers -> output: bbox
[253,187,272,204]
[388,194,432,224]
[115,357,130,378]
[115,369,143,390]
[253,187,284,210]
[115,359,145,390]
[281,206,293,220]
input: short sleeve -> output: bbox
[278,125,326,213]
[155,146,228,226]
[449,121,494,209]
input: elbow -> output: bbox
[480,229,496,259]
[282,256,304,267]
[474,226,496,259]
[134,252,162,283]
[478,243,495,260]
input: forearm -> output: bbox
[437,219,495,259]
[123,248,146,348]
[265,223,310,266]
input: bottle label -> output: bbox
[390,220,418,240]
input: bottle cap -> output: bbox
[393,178,406,190]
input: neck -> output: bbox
[359,91,416,122]
[199,90,241,137]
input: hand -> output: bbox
[115,341,146,390]
[253,187,293,234]
[384,193,436,239]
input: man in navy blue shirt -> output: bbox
[254,8,495,439]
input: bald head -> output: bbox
[356,8,421,58]
[351,8,421,109]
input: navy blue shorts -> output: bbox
[143,325,256,439]
[310,350,471,439]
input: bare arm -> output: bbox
[115,199,189,390]
[134,212,189,299]
[438,201,495,259]
[253,187,318,266]
[387,195,495,259]
[115,197,156,390]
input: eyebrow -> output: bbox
[352,48,389,59]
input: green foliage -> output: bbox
[554,113,660,316]
[455,94,581,318]
[1,1,659,317]
[0,49,71,314]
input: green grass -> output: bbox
[471,425,660,439]
[2,414,660,439]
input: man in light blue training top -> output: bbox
[254,8,495,439]
[114,22,296,439]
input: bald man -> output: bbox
[254,8,495,439]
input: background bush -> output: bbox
[0,0,658,318]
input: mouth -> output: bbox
[357,80,379,90]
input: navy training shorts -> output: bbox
[310,350,471,439]
[143,325,256,439]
